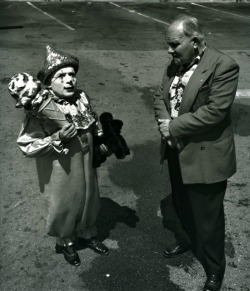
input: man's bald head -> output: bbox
[167,14,205,46]
[165,15,206,66]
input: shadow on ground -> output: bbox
[96,197,140,241]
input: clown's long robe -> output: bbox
[17,90,100,240]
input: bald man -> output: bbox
[154,14,239,291]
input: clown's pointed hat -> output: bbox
[37,45,79,85]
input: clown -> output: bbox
[16,45,109,266]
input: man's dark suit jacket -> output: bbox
[154,46,239,184]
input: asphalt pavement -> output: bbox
[0,1,250,291]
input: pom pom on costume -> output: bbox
[93,112,130,168]
[8,72,69,128]
[8,72,48,109]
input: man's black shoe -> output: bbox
[203,274,223,291]
[163,245,189,258]
[55,244,81,266]
[86,238,109,255]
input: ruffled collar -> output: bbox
[47,89,80,105]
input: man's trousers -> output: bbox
[167,148,227,277]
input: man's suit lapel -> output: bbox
[178,47,213,115]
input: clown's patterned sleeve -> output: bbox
[17,114,68,158]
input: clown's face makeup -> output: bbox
[49,67,77,99]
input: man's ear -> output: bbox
[192,36,199,48]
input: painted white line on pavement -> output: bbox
[26,2,75,31]
[109,2,170,25]
[191,3,250,20]
[4,3,16,10]
[236,89,250,98]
